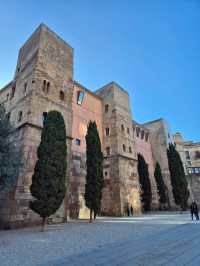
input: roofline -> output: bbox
[0,81,13,93]
[95,81,129,95]
[142,118,165,125]
[74,80,102,100]
[19,23,73,53]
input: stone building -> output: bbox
[173,133,200,205]
[0,24,184,228]
[173,132,200,175]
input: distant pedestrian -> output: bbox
[190,202,199,221]
[130,205,133,216]
[127,205,130,217]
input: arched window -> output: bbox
[121,124,125,132]
[18,111,23,122]
[24,83,27,93]
[60,90,65,101]
[10,86,15,99]
[123,144,126,152]
[46,82,50,93]
[42,80,46,92]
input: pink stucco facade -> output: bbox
[72,82,103,153]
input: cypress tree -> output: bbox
[167,143,189,210]
[137,153,152,211]
[154,162,167,207]
[84,121,103,222]
[30,111,67,230]
[0,104,21,192]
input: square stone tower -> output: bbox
[0,24,74,227]
[96,82,141,215]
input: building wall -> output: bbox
[0,24,74,228]
[133,122,159,209]
[143,119,176,209]
[96,82,141,215]
[69,82,103,218]
[173,132,200,175]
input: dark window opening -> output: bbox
[75,139,81,146]
[32,80,35,84]
[141,130,145,140]
[145,133,149,142]
[106,147,111,156]
[105,104,109,113]
[6,112,11,121]
[127,127,130,134]
[185,151,190,160]
[129,146,132,153]
[43,112,48,126]
[60,90,65,101]
[24,83,27,93]
[123,144,126,152]
[42,80,46,92]
[77,91,85,105]
[121,124,125,132]
[105,128,110,136]
[195,151,200,160]
[42,80,50,94]
[46,82,50,93]
[10,86,15,99]
[105,171,108,177]
[6,93,9,101]
[136,127,140,137]
[18,111,23,122]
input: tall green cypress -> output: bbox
[30,111,67,230]
[154,162,167,207]
[167,143,189,210]
[0,104,21,192]
[84,121,103,222]
[137,153,152,211]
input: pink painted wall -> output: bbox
[72,83,103,153]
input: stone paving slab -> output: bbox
[0,212,199,266]
[44,223,200,266]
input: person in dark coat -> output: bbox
[190,202,199,221]
[130,205,133,216]
[127,205,130,217]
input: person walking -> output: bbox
[190,202,199,221]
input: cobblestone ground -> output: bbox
[0,212,199,266]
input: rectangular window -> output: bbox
[185,151,190,160]
[75,139,81,146]
[77,91,85,105]
[141,130,145,139]
[136,127,140,137]
[145,133,149,142]
[105,104,109,113]
[105,128,110,136]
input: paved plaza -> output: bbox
[0,212,200,266]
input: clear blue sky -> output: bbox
[0,1,199,141]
